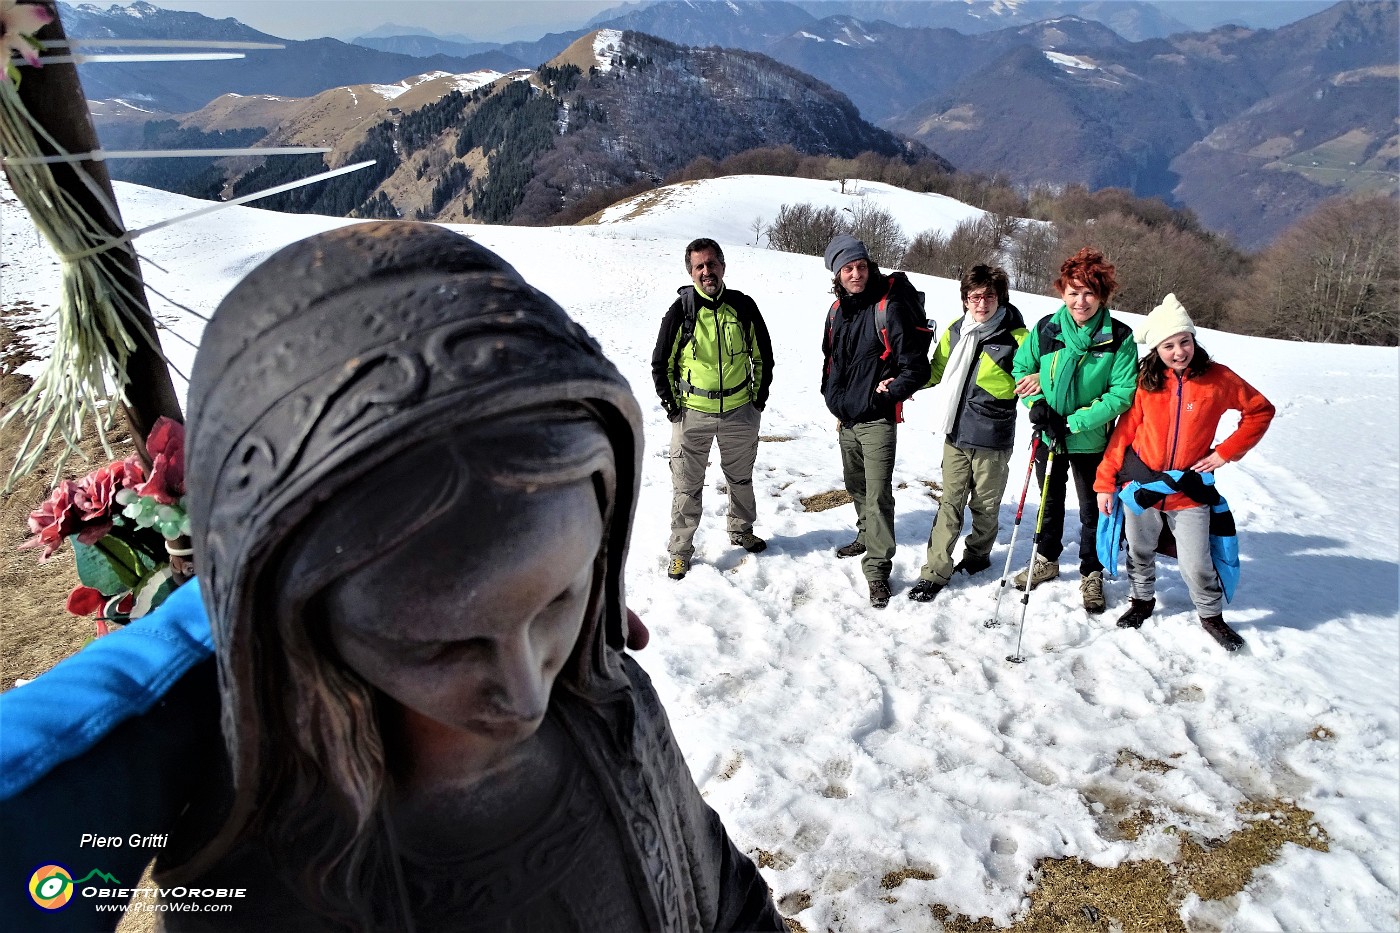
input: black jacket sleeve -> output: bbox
[881,295,933,404]
[650,296,687,413]
[738,295,775,411]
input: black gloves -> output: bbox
[663,399,684,423]
[1029,399,1069,448]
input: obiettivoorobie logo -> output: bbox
[28,864,120,911]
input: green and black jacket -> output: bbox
[926,303,1029,451]
[1011,308,1138,454]
[651,285,773,415]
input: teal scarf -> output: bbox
[1045,304,1109,415]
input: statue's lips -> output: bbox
[464,715,542,741]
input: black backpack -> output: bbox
[826,271,936,362]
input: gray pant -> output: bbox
[668,403,760,560]
[839,419,897,583]
[919,441,1012,584]
[1124,504,1223,616]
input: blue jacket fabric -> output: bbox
[1,579,212,800]
[1096,471,1239,602]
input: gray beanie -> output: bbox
[824,235,869,274]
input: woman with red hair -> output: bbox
[1010,248,1138,612]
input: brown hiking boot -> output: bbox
[1201,614,1244,651]
[868,579,892,609]
[1117,597,1155,629]
[836,539,866,559]
[1013,554,1059,590]
[1080,571,1106,614]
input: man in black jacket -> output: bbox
[820,235,931,608]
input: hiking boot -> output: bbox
[954,553,992,576]
[667,556,689,581]
[868,579,892,609]
[835,539,866,559]
[1012,554,1059,590]
[907,579,945,602]
[1080,571,1106,614]
[1117,597,1155,629]
[1201,614,1244,651]
[729,531,768,553]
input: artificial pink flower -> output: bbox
[70,458,145,542]
[21,480,80,560]
[1,0,52,73]
[66,585,104,616]
[136,417,186,505]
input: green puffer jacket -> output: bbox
[650,286,774,415]
[1011,307,1138,454]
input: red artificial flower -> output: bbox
[70,459,142,541]
[20,480,81,560]
[135,417,186,505]
[66,586,105,616]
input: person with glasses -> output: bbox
[909,265,1029,602]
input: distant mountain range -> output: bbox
[95,30,932,228]
[66,0,1396,247]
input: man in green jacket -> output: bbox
[1011,247,1137,612]
[909,265,1028,603]
[651,238,774,581]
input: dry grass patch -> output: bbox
[881,867,938,889]
[1115,748,1174,774]
[800,489,851,512]
[1,322,129,688]
[920,479,942,500]
[932,799,1328,933]
[759,435,796,442]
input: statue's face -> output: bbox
[321,473,601,772]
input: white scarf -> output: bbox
[941,306,1007,435]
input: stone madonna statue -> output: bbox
[107,222,779,930]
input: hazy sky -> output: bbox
[139,1,626,43]
[108,0,1322,44]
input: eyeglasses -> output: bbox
[965,292,996,304]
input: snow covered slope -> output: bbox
[3,175,1397,931]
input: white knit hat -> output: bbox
[1136,293,1196,348]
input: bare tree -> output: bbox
[903,214,1006,280]
[1228,194,1399,345]
[847,200,906,269]
[749,214,766,246]
[767,203,845,257]
[1010,220,1059,295]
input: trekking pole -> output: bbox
[1007,443,1057,664]
[986,435,1041,629]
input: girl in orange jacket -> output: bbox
[1094,295,1275,648]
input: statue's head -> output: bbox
[182,222,641,906]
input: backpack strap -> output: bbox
[678,287,698,351]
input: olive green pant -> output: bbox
[918,441,1012,584]
[838,419,897,583]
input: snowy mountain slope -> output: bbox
[3,175,1396,931]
